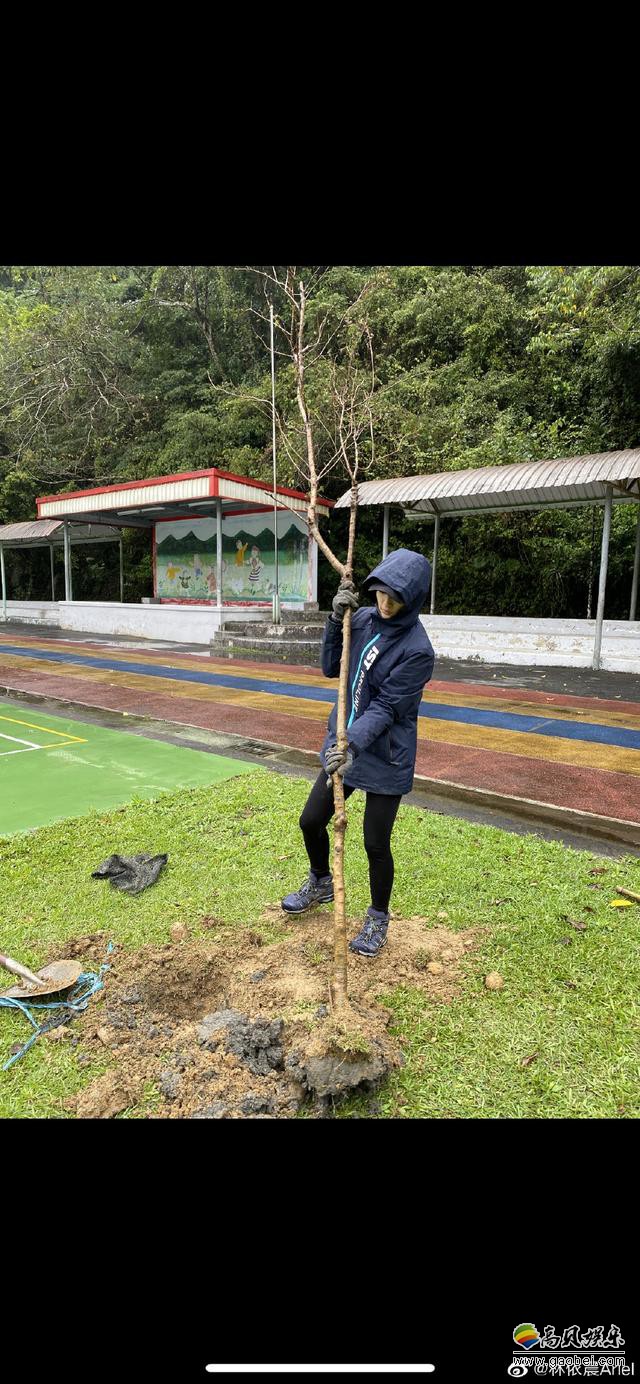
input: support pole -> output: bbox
[50,544,55,600]
[382,504,390,559]
[63,521,72,601]
[119,538,124,603]
[216,498,223,616]
[592,484,613,670]
[430,510,440,615]
[270,303,280,624]
[630,503,640,621]
[1,544,6,621]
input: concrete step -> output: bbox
[279,608,328,622]
[220,620,326,636]
[220,611,329,630]
[211,634,324,664]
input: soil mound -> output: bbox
[52,913,479,1119]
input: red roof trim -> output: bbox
[153,506,298,522]
[37,468,214,507]
[211,467,333,507]
[36,466,332,511]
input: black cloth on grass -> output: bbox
[91,853,168,895]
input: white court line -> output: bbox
[0,747,42,757]
[205,1369,436,1376]
[0,731,41,749]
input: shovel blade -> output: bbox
[1,959,84,1000]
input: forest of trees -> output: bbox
[1,264,639,617]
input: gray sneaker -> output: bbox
[349,907,390,956]
[281,871,334,914]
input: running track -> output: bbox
[0,635,639,825]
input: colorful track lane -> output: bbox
[1,635,639,825]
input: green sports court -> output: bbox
[0,700,253,836]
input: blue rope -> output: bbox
[0,942,114,1071]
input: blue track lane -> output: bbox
[2,643,640,751]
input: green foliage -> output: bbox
[1,265,639,614]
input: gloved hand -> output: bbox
[331,579,359,623]
[325,743,353,786]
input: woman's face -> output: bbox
[376,590,404,619]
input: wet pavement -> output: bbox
[1,622,638,851]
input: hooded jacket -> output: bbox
[320,548,435,795]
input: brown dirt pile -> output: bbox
[51,912,480,1119]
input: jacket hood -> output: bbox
[361,548,431,630]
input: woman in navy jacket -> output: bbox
[282,548,435,955]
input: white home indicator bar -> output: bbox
[205,1368,436,1375]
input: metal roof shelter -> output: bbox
[0,519,123,619]
[24,466,331,615]
[35,467,328,526]
[334,449,640,669]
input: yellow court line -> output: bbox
[0,737,87,756]
[43,738,88,749]
[0,712,87,742]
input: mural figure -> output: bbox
[205,558,227,595]
[248,545,263,588]
[235,539,249,566]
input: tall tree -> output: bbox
[250,266,377,1010]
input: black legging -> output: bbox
[299,771,401,913]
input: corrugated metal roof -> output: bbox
[333,449,640,515]
[0,520,63,540]
[0,520,121,544]
[36,468,331,519]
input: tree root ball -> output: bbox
[485,972,504,990]
[298,1004,404,1102]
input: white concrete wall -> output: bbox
[0,599,289,641]
[59,601,226,642]
[1,599,60,624]
[2,600,639,672]
[421,614,640,674]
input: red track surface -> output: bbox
[2,652,640,825]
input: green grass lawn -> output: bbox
[0,769,638,1119]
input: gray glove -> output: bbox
[331,579,359,622]
[325,743,353,786]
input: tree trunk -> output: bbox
[328,487,359,1012]
[283,271,366,1012]
[328,603,353,1011]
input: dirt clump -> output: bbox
[197,1011,284,1076]
[75,1071,143,1119]
[52,932,112,964]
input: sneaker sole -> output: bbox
[349,937,388,957]
[281,897,334,914]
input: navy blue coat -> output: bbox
[320,548,435,795]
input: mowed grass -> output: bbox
[0,769,638,1119]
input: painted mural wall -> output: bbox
[154,512,311,603]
